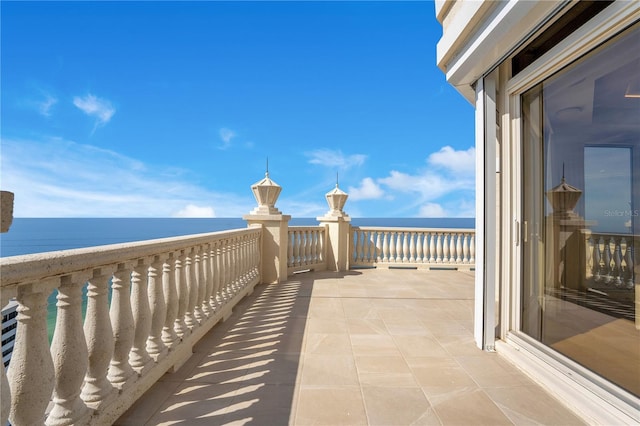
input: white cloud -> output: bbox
[73,94,115,127]
[306,149,366,169]
[219,128,236,149]
[0,137,254,217]
[418,203,446,217]
[173,204,216,218]
[348,177,384,201]
[427,146,475,176]
[38,94,58,117]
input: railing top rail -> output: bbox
[288,226,326,231]
[351,226,475,233]
[0,227,260,288]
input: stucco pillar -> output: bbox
[317,184,351,272]
[1,191,14,233]
[243,170,290,284]
[1,191,13,426]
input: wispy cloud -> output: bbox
[73,94,116,129]
[418,202,446,217]
[38,94,58,117]
[1,137,254,217]
[218,127,236,150]
[348,177,384,201]
[306,149,366,169]
[173,204,216,218]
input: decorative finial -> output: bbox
[336,172,339,188]
[266,157,269,177]
[562,162,565,182]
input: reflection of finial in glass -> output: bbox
[266,157,269,177]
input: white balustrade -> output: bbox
[350,227,476,270]
[0,227,261,425]
[589,233,636,290]
[287,226,326,274]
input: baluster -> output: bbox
[375,232,382,263]
[593,236,602,282]
[397,232,404,262]
[213,242,224,307]
[8,280,55,426]
[409,232,416,262]
[387,232,394,262]
[162,253,179,348]
[382,232,389,262]
[625,243,634,290]
[603,237,613,284]
[364,231,372,263]
[401,232,408,262]
[192,247,205,323]
[288,232,294,266]
[147,255,168,360]
[318,228,325,263]
[108,263,136,389]
[436,233,443,263]
[305,230,311,265]
[469,235,475,264]
[423,232,429,263]
[613,238,623,288]
[416,232,423,263]
[47,274,90,426]
[463,234,469,263]
[174,251,189,337]
[184,248,198,328]
[444,233,451,263]
[429,232,436,263]
[202,245,213,316]
[294,231,301,266]
[355,229,364,263]
[82,267,116,406]
[311,231,318,264]
[456,233,463,263]
[130,259,153,374]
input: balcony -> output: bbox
[0,181,594,425]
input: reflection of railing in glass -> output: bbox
[589,233,635,290]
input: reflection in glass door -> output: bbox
[519,24,639,397]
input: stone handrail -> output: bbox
[287,226,326,275]
[0,227,261,426]
[351,227,475,270]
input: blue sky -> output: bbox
[1,1,474,218]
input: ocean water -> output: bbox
[0,217,474,257]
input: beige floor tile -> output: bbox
[347,318,389,335]
[393,335,450,358]
[351,335,403,356]
[304,332,352,355]
[300,354,359,386]
[358,372,418,387]
[455,354,531,388]
[294,386,368,426]
[114,379,182,425]
[362,386,439,426]
[355,355,412,375]
[485,385,587,425]
[430,388,513,425]
[306,317,349,334]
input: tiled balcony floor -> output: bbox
[116,269,585,425]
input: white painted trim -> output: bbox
[496,336,640,425]
[473,79,485,349]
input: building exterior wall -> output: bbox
[436,1,640,424]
